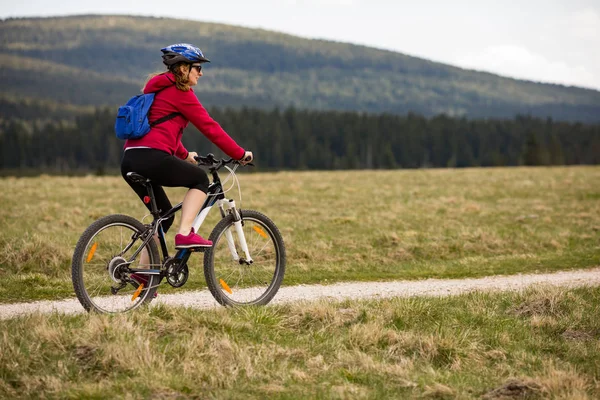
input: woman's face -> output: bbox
[186,64,203,86]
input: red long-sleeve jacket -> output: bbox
[124,72,245,160]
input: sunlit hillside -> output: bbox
[1,15,600,122]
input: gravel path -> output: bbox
[1,267,599,320]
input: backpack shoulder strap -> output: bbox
[150,112,181,127]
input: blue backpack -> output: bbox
[114,89,181,140]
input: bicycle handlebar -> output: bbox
[194,153,254,170]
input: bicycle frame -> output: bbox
[125,162,253,280]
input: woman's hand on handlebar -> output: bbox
[239,151,253,166]
[191,152,253,167]
[186,151,199,165]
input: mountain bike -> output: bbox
[71,154,286,314]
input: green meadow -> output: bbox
[1,286,599,399]
[0,166,599,303]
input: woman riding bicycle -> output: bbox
[121,43,253,252]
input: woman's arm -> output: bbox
[177,90,245,160]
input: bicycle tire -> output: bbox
[72,214,160,313]
[204,209,286,306]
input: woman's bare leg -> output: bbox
[139,234,159,268]
[178,188,207,235]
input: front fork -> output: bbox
[218,199,253,264]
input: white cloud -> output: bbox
[564,8,600,39]
[455,45,599,89]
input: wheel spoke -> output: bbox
[221,268,237,283]
[252,240,271,259]
[246,266,268,287]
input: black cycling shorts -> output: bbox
[121,148,210,232]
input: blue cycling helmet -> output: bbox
[161,43,211,66]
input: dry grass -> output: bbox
[1,166,600,302]
[1,285,599,399]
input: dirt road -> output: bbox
[1,267,599,320]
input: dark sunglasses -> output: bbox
[192,64,202,73]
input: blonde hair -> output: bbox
[144,63,192,92]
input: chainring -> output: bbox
[165,258,189,288]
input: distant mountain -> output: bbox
[1,15,599,122]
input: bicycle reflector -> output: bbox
[253,226,268,238]
[86,243,98,262]
[131,283,144,301]
[143,196,151,204]
[219,279,233,294]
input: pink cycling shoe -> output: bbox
[130,273,149,286]
[175,228,213,249]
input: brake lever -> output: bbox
[233,160,254,167]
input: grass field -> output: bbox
[0,166,599,303]
[1,285,599,399]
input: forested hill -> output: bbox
[1,15,600,123]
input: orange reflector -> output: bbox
[131,283,144,301]
[219,279,233,294]
[86,243,98,262]
[253,226,268,238]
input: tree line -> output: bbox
[1,106,599,174]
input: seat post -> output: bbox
[145,183,161,218]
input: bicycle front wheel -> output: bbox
[72,214,160,313]
[204,209,286,306]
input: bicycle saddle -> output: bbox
[126,172,151,184]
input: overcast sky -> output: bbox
[2,0,599,90]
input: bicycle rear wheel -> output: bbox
[204,209,286,306]
[72,214,160,313]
